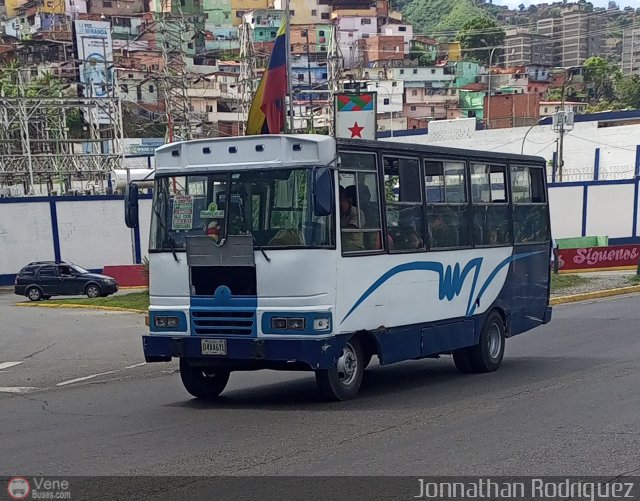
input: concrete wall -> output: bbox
[385,118,640,181]
[0,196,151,285]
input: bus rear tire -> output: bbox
[454,311,505,374]
[179,358,230,399]
[315,337,364,401]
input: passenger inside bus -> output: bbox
[339,186,365,252]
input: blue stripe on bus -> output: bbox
[341,251,545,325]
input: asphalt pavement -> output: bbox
[1,291,639,481]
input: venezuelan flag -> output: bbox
[246,19,288,135]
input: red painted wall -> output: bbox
[102,265,148,287]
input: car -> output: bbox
[14,261,119,301]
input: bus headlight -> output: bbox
[313,317,331,332]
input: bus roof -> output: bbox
[337,138,547,165]
[154,135,547,176]
[154,134,336,175]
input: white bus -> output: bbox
[125,134,553,401]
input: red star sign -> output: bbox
[348,121,364,138]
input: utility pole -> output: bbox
[303,28,314,133]
[327,24,343,137]
[284,0,295,133]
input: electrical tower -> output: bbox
[239,19,257,136]
[327,24,344,137]
[0,67,123,195]
[155,0,197,142]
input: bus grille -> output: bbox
[191,310,255,336]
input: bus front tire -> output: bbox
[315,337,364,401]
[453,311,505,374]
[179,358,230,399]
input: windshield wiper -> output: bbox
[152,202,180,263]
[253,236,271,263]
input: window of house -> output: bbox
[103,0,112,6]
[511,165,549,244]
[187,42,194,50]
[410,106,416,111]
[206,105,213,112]
[290,9,294,16]
[297,74,304,81]
[413,69,417,74]
[383,98,390,105]
[399,26,406,32]
[149,85,155,93]
[120,84,129,93]
[361,18,371,24]
[311,9,317,15]
[471,163,510,246]
[338,153,383,253]
[321,12,329,19]
[319,30,325,36]
[412,89,417,96]
[400,69,404,74]
[384,156,425,251]
[424,160,471,249]
[321,72,327,78]
[431,69,436,74]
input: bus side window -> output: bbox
[384,156,425,251]
[470,163,511,246]
[425,160,471,249]
[338,152,384,254]
[512,166,549,244]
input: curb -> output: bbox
[14,302,146,314]
[551,285,640,305]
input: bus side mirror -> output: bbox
[124,183,139,229]
[313,167,334,217]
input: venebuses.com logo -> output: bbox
[7,477,30,500]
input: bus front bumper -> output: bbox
[142,335,346,371]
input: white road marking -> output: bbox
[0,361,24,370]
[0,386,38,394]
[56,370,119,387]
[125,362,146,370]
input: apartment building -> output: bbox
[621,26,640,76]
[503,28,551,67]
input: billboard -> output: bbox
[74,20,114,125]
[334,93,377,141]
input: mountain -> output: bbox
[401,0,495,37]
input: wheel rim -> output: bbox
[28,288,40,300]
[487,322,502,360]
[87,286,99,297]
[336,342,358,386]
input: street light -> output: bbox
[521,116,547,155]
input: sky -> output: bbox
[494,0,639,8]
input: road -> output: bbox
[1,291,639,486]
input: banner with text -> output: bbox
[558,244,640,271]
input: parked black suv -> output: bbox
[15,261,119,301]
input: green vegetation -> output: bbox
[457,17,506,66]
[45,291,150,312]
[403,0,493,37]
[550,274,588,291]
[629,275,640,284]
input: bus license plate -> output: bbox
[201,339,227,356]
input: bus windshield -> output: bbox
[150,168,335,251]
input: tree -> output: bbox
[518,3,525,11]
[616,75,640,109]
[528,4,538,13]
[456,16,505,67]
[583,56,621,102]
[608,0,618,9]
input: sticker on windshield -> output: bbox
[172,195,194,230]
[200,201,225,219]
